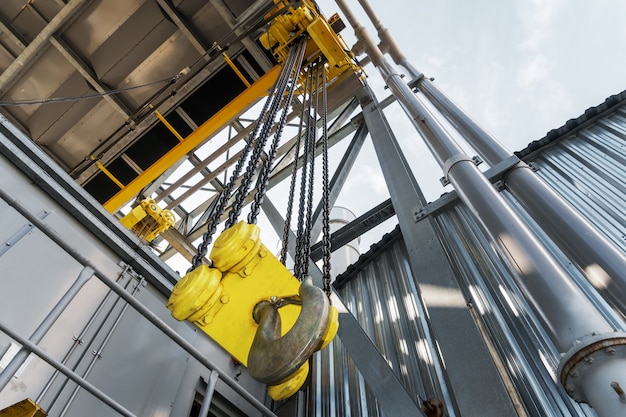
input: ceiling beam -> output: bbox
[0,15,27,52]
[49,35,133,122]
[155,0,209,59]
[0,0,93,96]
[102,65,280,213]
[210,0,273,72]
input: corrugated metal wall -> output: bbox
[310,103,626,416]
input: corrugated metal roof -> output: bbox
[319,92,626,416]
[517,89,626,160]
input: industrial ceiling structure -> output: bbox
[0,0,365,267]
[1,1,626,417]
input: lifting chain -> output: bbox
[320,63,332,297]
[188,38,306,272]
[226,38,306,229]
[248,39,307,224]
[293,63,318,281]
[190,38,333,299]
[280,62,312,265]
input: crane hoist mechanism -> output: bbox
[167,2,360,401]
[119,198,175,242]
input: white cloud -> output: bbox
[517,54,550,87]
[518,0,565,50]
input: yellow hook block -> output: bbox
[168,221,302,365]
[167,221,338,399]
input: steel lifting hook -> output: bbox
[247,277,330,385]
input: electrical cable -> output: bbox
[0,76,179,107]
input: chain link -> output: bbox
[280,56,312,266]
[226,42,300,228]
[293,64,316,280]
[248,38,307,224]
[320,63,332,297]
[188,40,302,272]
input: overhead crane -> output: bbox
[0,1,625,417]
[117,0,360,404]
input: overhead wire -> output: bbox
[0,76,178,107]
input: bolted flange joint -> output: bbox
[558,332,626,410]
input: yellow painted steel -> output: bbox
[215,44,251,88]
[119,198,175,242]
[150,104,185,142]
[168,221,301,365]
[260,1,359,76]
[90,155,124,189]
[319,303,339,350]
[102,65,281,213]
[167,222,338,399]
[267,361,309,401]
[0,398,47,417]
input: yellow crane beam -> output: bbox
[103,65,281,213]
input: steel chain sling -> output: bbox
[188,38,305,272]
[293,64,315,280]
[320,63,332,297]
[279,71,310,265]
[225,39,303,228]
[248,39,307,224]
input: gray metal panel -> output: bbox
[0,118,268,415]
[311,234,449,417]
[527,107,626,253]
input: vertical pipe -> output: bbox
[0,266,94,390]
[36,285,118,404]
[355,0,626,311]
[333,1,626,414]
[198,370,220,417]
[418,82,626,308]
[57,278,145,417]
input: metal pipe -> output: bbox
[0,188,277,417]
[0,320,137,417]
[416,84,626,304]
[198,370,220,417]
[0,266,94,391]
[36,282,120,404]
[354,0,421,80]
[356,3,626,312]
[334,1,626,414]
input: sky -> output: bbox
[298,0,626,251]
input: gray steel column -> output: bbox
[333,0,626,415]
[359,86,517,416]
[354,0,626,313]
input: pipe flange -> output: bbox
[558,332,626,402]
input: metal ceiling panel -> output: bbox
[82,2,177,85]
[4,44,76,123]
[27,72,99,147]
[117,30,202,110]
[188,1,234,46]
[0,42,15,73]
[62,0,146,59]
[0,2,49,44]
[51,98,127,169]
